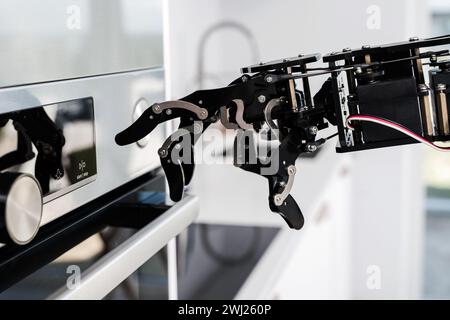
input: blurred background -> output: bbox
[165,0,450,299]
[0,0,448,300]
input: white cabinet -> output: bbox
[270,167,351,299]
[236,155,353,299]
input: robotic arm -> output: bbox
[116,35,450,229]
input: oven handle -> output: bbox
[49,194,199,300]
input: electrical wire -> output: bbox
[346,115,450,152]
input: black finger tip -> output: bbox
[114,134,128,146]
[170,192,183,202]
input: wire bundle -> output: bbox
[346,115,450,152]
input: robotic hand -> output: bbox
[116,35,450,230]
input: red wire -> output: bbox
[346,115,450,152]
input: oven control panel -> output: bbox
[0,97,97,203]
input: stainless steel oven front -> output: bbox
[0,69,166,232]
[0,0,198,299]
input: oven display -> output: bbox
[0,97,97,202]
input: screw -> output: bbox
[308,126,318,135]
[362,45,371,49]
[165,109,172,115]
[436,83,447,91]
[274,195,283,206]
[149,115,154,120]
[306,143,317,152]
[409,36,419,42]
[152,104,161,113]
[343,47,351,52]
[258,95,266,104]
[265,75,273,83]
[158,148,167,157]
[430,54,437,63]
[355,67,363,74]
[298,53,303,57]
[198,100,203,105]
[174,143,181,150]
[241,75,248,82]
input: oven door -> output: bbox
[0,173,199,300]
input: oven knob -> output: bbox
[0,172,43,245]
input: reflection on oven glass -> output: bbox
[0,226,168,300]
[104,247,169,300]
[178,224,279,300]
[0,98,96,201]
[0,176,169,300]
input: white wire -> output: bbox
[346,115,450,152]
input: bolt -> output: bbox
[436,83,447,91]
[298,53,303,57]
[149,115,154,120]
[152,104,161,113]
[362,45,371,49]
[306,143,317,152]
[174,143,181,150]
[430,54,437,63]
[259,62,264,65]
[308,126,318,135]
[343,47,351,52]
[355,67,363,74]
[158,148,167,157]
[258,95,267,104]
[409,36,419,42]
[274,195,283,206]
[265,75,273,83]
[198,100,203,105]
[165,109,172,115]
[241,75,248,82]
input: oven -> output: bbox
[0,0,199,299]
